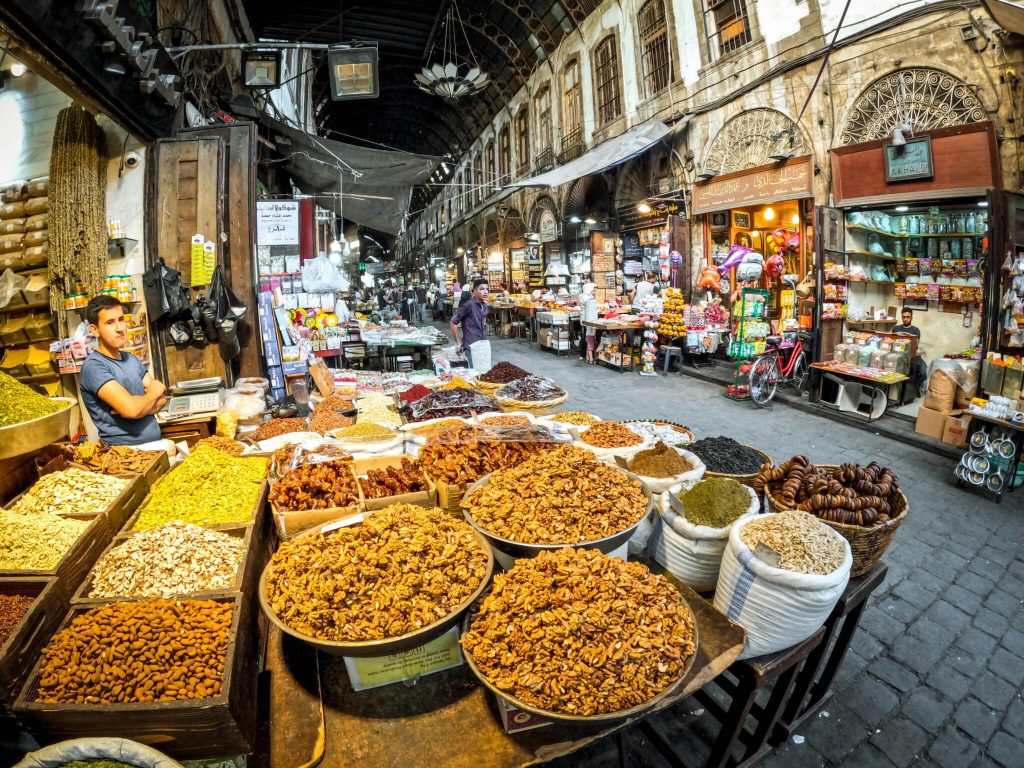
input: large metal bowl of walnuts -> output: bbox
[259,503,494,657]
[460,444,654,560]
[461,547,699,723]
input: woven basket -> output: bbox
[496,392,569,410]
[618,419,695,445]
[473,380,503,393]
[704,445,772,486]
[764,466,908,578]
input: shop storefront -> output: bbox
[818,122,1002,422]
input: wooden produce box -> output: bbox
[354,454,436,511]
[70,524,254,606]
[68,447,171,491]
[0,577,65,706]
[124,479,269,534]
[0,513,111,598]
[14,593,259,759]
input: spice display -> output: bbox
[439,376,475,390]
[464,445,648,544]
[495,375,566,403]
[398,383,432,404]
[87,522,245,599]
[310,407,356,434]
[194,435,246,456]
[0,510,89,570]
[332,422,396,439]
[689,436,765,475]
[754,457,901,527]
[629,441,693,478]
[410,419,467,434]
[477,362,531,384]
[623,421,694,447]
[63,442,161,474]
[9,468,128,517]
[33,598,231,703]
[580,421,644,448]
[0,370,62,427]
[418,425,557,485]
[130,445,268,531]
[740,510,846,575]
[265,504,489,641]
[269,459,360,511]
[0,594,35,647]
[404,388,500,422]
[479,415,531,426]
[251,417,309,442]
[462,548,695,716]
[360,457,429,499]
[549,411,600,427]
[355,393,403,427]
[677,478,751,528]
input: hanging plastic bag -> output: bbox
[302,255,346,293]
[0,267,26,308]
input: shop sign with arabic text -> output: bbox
[691,157,813,215]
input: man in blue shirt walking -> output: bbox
[450,278,491,371]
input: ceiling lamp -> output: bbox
[415,1,489,101]
[764,206,776,221]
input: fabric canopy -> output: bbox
[507,119,672,188]
[983,0,1024,35]
[264,117,441,233]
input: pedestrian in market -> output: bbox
[630,272,655,309]
[415,282,427,323]
[580,281,599,364]
[450,277,491,371]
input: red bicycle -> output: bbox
[748,331,813,406]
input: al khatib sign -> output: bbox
[80,0,181,108]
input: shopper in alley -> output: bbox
[450,277,492,371]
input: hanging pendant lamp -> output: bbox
[415,1,490,101]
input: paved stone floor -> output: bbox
[478,336,1024,768]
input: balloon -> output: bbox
[696,266,723,292]
[766,253,785,278]
[718,245,757,275]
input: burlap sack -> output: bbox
[923,369,956,412]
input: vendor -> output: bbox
[891,308,922,338]
[450,277,491,370]
[629,273,655,308]
[580,281,599,364]
[80,295,166,446]
[891,308,926,398]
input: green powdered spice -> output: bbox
[60,761,141,768]
[0,370,62,428]
[678,477,751,528]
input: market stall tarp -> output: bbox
[506,120,673,189]
[984,0,1024,35]
[264,117,441,234]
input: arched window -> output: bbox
[534,86,552,158]
[472,153,482,206]
[638,0,671,96]
[592,35,622,127]
[498,125,511,184]
[514,106,530,174]
[485,140,496,194]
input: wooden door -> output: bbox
[148,135,226,385]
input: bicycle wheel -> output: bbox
[748,355,779,406]
[791,351,809,394]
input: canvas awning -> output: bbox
[984,0,1024,35]
[506,119,673,188]
[264,117,441,234]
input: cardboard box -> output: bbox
[915,405,948,441]
[353,454,436,511]
[942,411,972,448]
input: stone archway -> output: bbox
[840,67,986,145]
[703,108,811,176]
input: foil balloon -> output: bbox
[669,250,682,286]
[718,245,757,275]
[696,265,723,293]
[766,252,785,278]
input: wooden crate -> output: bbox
[429,473,466,515]
[14,593,259,758]
[354,454,436,511]
[0,577,65,705]
[0,513,111,598]
[269,464,364,536]
[70,524,254,606]
[69,448,171,491]
[124,479,268,533]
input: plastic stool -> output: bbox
[658,345,682,373]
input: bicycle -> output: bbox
[748,330,814,407]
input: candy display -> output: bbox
[677,478,751,528]
[33,599,232,703]
[462,548,695,716]
[8,468,128,518]
[130,446,268,531]
[463,444,647,544]
[476,362,531,384]
[417,425,558,485]
[688,436,766,475]
[629,441,693,478]
[740,510,847,575]
[86,522,245,599]
[265,504,489,641]
[0,370,62,427]
[63,442,161,474]
[579,421,644,448]
[359,457,429,499]
[269,458,360,510]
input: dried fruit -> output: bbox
[0,594,35,646]
[360,457,428,499]
[477,362,530,384]
[549,411,600,427]
[580,422,644,449]
[269,458,359,510]
[418,424,557,485]
[194,435,246,456]
[64,442,162,474]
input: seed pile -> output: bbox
[629,442,692,478]
[688,437,765,475]
[464,445,648,544]
[411,419,467,434]
[581,422,644,448]
[332,422,396,439]
[9,468,128,517]
[462,548,695,716]
[0,510,89,570]
[0,371,62,427]
[194,435,246,456]
[34,599,232,703]
[355,393,403,427]
[265,504,489,642]
[251,417,309,441]
[438,376,475,390]
[740,511,846,575]
[477,362,531,384]
[130,445,268,531]
[87,522,245,599]
[0,594,36,646]
[549,411,600,427]
[64,442,161,474]
[678,478,751,528]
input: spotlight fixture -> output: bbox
[242,49,282,88]
[769,128,796,162]
[456,247,464,254]
[891,122,913,147]
[9,62,26,77]
[584,217,597,225]
[637,202,652,214]
[328,44,379,101]
[978,201,989,207]
[568,215,582,224]
[791,213,800,225]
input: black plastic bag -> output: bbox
[142,257,190,322]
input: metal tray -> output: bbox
[0,397,77,460]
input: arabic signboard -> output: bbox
[257,201,300,246]
[691,156,813,215]
[617,194,686,231]
[884,136,933,182]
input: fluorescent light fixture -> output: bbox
[9,62,26,77]
[242,49,282,88]
[894,205,909,212]
[978,201,989,207]
[328,45,379,101]
[637,202,652,214]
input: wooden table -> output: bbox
[266,583,745,768]
[157,411,217,446]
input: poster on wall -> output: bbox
[257,201,300,246]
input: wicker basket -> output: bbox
[617,419,695,445]
[495,392,569,410]
[473,380,503,393]
[704,445,772,486]
[764,467,908,578]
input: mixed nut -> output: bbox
[0,510,90,570]
[8,468,128,518]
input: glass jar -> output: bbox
[966,212,976,233]
[833,342,850,363]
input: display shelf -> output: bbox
[848,279,896,286]
[9,261,48,274]
[107,237,139,258]
[846,224,904,238]
[0,301,50,316]
[0,337,57,349]
[846,318,899,325]
[846,250,898,261]
[847,224,984,239]
[13,371,60,383]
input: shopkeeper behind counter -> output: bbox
[80,295,167,446]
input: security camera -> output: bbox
[123,151,140,169]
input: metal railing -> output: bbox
[535,147,554,173]
[558,128,585,163]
